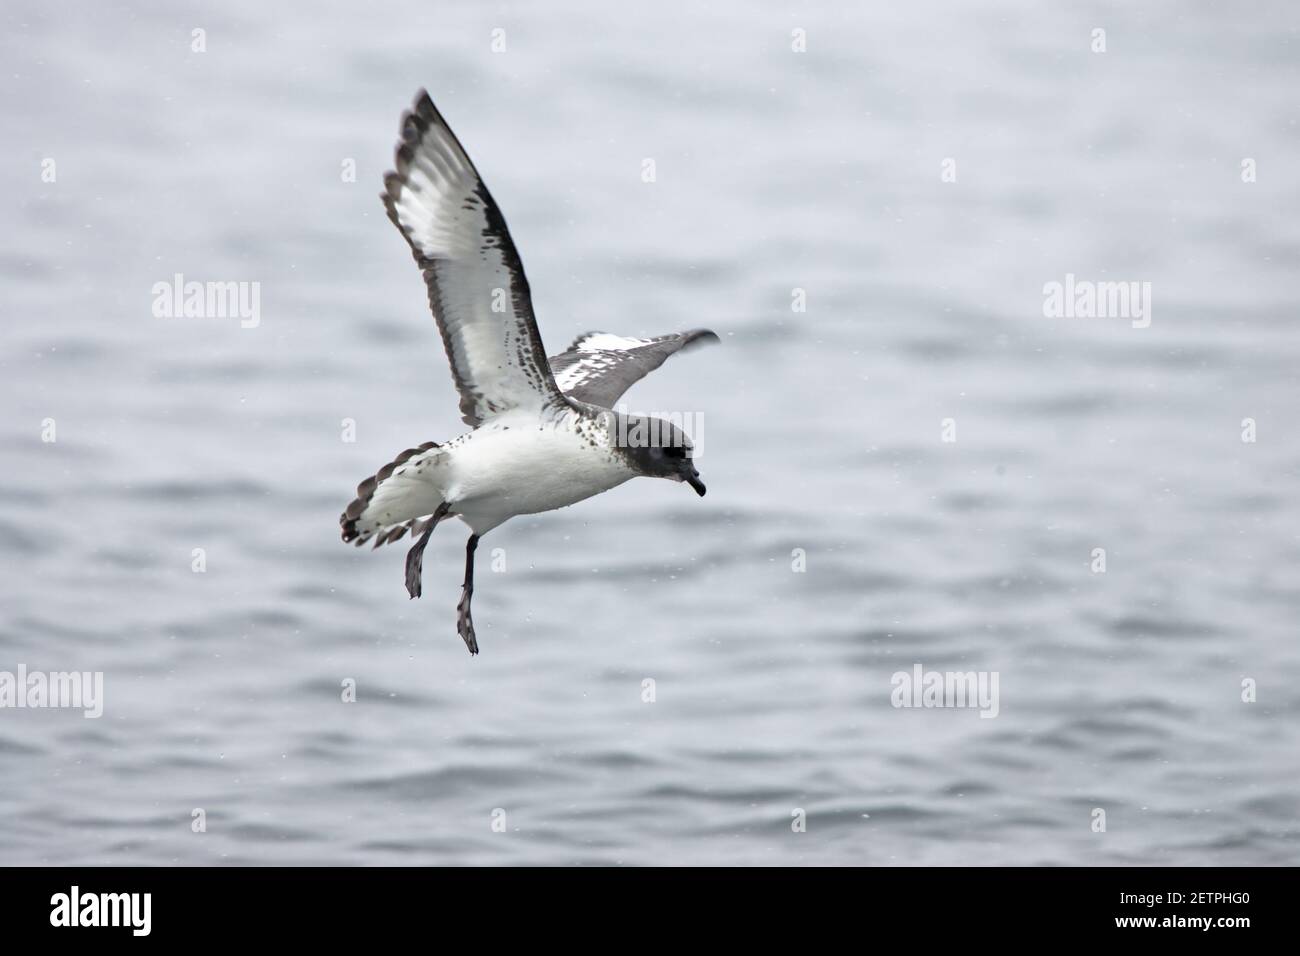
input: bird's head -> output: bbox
[615,414,706,497]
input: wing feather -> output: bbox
[383,90,567,425]
[548,329,719,407]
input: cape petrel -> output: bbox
[340,90,718,655]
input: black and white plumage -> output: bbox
[340,90,718,655]
[381,93,565,427]
[548,330,720,407]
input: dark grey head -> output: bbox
[614,413,706,496]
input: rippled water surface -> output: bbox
[2,0,1298,865]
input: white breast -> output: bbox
[442,409,636,533]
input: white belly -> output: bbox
[442,410,635,533]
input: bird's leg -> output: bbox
[404,501,450,599]
[456,534,480,655]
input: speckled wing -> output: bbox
[548,329,720,407]
[383,90,568,426]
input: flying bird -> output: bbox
[340,90,718,655]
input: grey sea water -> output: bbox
[1,0,1298,865]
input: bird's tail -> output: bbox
[339,441,448,548]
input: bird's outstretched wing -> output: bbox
[548,329,720,408]
[383,90,567,426]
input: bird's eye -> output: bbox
[663,445,687,459]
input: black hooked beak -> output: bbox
[685,468,706,497]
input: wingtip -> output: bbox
[411,88,442,126]
[683,328,721,350]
